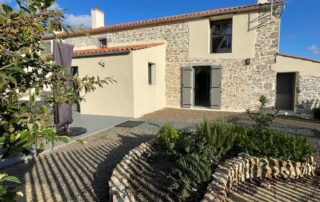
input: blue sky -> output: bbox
[2,0,319,60]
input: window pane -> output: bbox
[211,19,232,53]
[99,39,107,47]
[212,36,223,53]
[212,24,221,35]
[220,35,232,49]
[222,23,232,35]
[148,63,152,84]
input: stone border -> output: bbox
[202,154,317,202]
[108,141,154,202]
[109,142,316,202]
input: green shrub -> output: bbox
[196,120,240,160]
[237,128,314,161]
[168,120,240,198]
[156,119,314,200]
[0,173,23,201]
[247,95,279,132]
[171,153,212,198]
[173,129,199,156]
[156,124,179,149]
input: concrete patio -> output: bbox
[0,112,129,169]
[65,112,129,140]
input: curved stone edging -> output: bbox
[202,154,317,202]
[108,140,154,202]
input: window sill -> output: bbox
[210,52,232,55]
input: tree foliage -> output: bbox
[0,0,113,199]
[246,95,279,132]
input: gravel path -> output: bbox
[2,108,320,202]
[1,127,155,202]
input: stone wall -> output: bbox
[108,141,154,202]
[185,10,280,110]
[64,8,281,111]
[296,75,320,115]
[202,153,317,202]
[109,143,317,202]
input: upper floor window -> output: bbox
[211,19,232,53]
[99,38,107,47]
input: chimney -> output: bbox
[257,0,270,4]
[91,7,104,28]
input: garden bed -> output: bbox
[109,119,317,202]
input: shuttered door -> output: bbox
[211,66,222,109]
[181,67,193,108]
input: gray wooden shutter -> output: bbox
[181,67,193,108]
[211,66,222,109]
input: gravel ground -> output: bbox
[1,127,154,202]
[140,108,320,131]
[228,176,320,202]
[1,108,320,202]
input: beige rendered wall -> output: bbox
[71,53,134,117]
[272,55,320,76]
[188,12,259,59]
[132,45,166,118]
[272,55,320,114]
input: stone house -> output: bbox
[43,0,320,118]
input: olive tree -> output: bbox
[0,0,113,200]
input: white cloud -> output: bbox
[49,2,92,29]
[64,14,91,28]
[49,2,62,10]
[0,0,92,29]
[307,45,320,55]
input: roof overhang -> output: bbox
[71,43,164,58]
[43,1,284,40]
[72,50,130,58]
[277,53,320,64]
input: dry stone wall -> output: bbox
[202,153,317,202]
[65,9,281,111]
[108,141,154,202]
[296,75,320,115]
[109,143,317,202]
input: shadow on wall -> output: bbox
[0,131,153,202]
[296,99,320,115]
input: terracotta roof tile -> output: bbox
[72,43,164,56]
[277,53,320,64]
[44,1,284,40]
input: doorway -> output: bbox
[194,66,211,107]
[276,73,296,110]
